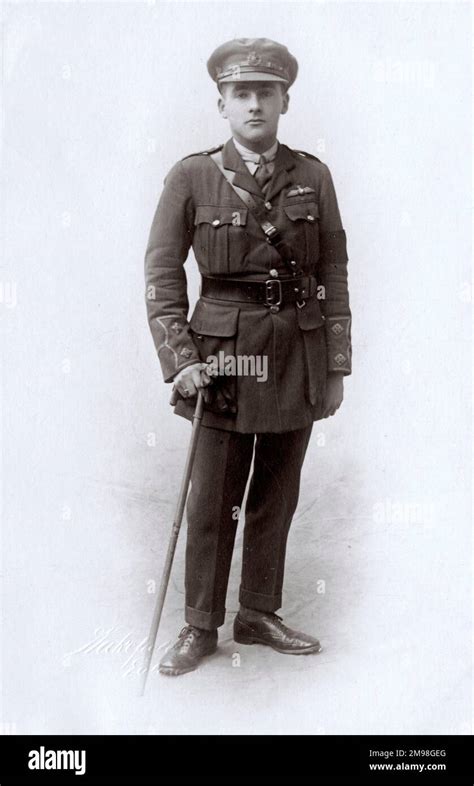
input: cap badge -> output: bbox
[248,51,262,66]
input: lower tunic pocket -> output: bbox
[189,298,240,414]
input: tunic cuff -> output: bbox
[326,315,352,374]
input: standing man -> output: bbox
[145,38,351,676]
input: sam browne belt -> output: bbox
[200,275,317,311]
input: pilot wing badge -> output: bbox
[286,185,317,197]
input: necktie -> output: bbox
[254,154,273,193]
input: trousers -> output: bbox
[184,422,313,630]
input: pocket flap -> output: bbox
[296,296,325,330]
[190,298,240,337]
[284,202,319,223]
[194,206,248,227]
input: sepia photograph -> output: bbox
[1,0,472,780]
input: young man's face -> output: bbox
[218,81,289,152]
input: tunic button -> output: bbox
[212,219,220,226]
[269,269,279,278]
[307,214,315,222]
[270,305,280,314]
[265,201,272,210]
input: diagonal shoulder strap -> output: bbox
[209,150,302,277]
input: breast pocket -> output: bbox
[193,206,249,275]
[189,298,240,414]
[282,201,320,268]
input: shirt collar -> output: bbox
[232,138,279,164]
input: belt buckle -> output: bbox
[264,278,282,308]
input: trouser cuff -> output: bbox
[239,587,282,613]
[185,605,225,630]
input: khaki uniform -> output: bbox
[145,137,352,628]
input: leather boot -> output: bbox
[159,625,218,676]
[234,608,321,655]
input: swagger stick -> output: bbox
[140,390,205,695]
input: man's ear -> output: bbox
[280,92,290,116]
[218,96,228,119]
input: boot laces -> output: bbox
[178,625,201,653]
[270,613,285,628]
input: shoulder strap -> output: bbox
[182,144,223,161]
[209,150,302,277]
[293,149,322,163]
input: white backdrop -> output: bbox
[1,1,472,735]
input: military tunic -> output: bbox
[145,138,351,433]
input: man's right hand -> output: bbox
[173,362,214,403]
